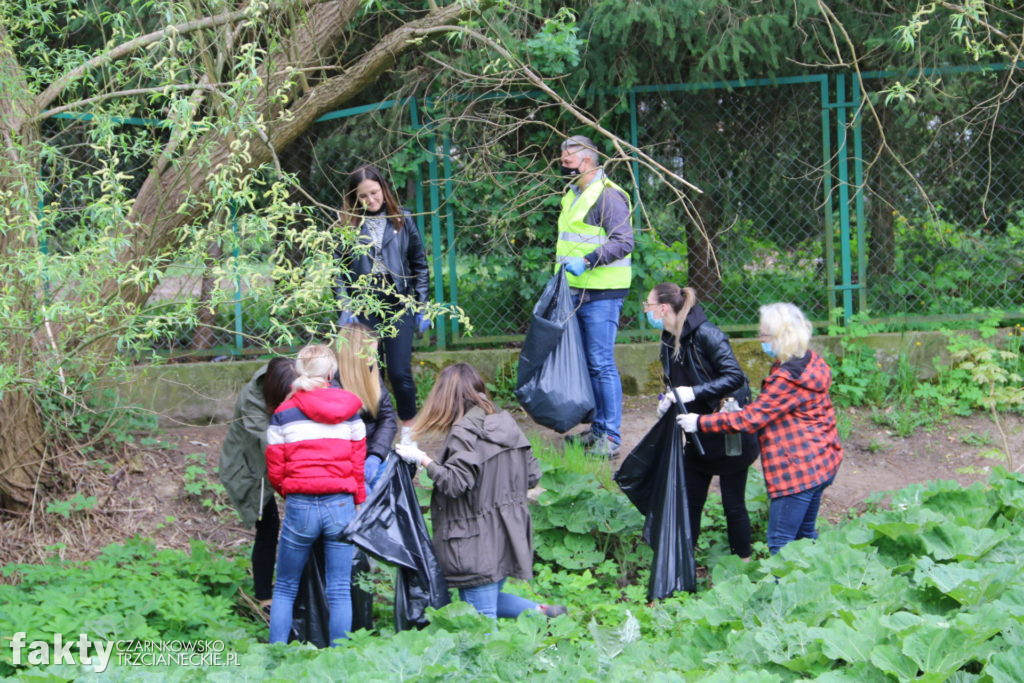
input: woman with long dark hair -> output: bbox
[645,283,760,560]
[337,164,429,443]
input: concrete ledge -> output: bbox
[122,329,963,425]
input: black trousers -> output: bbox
[684,463,753,559]
[252,496,280,601]
[359,309,418,421]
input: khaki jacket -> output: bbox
[425,407,540,588]
[218,365,273,527]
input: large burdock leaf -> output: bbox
[918,525,1008,561]
[807,609,887,664]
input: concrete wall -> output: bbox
[122,329,956,425]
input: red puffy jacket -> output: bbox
[699,350,842,498]
[265,386,368,502]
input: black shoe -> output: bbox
[564,429,600,448]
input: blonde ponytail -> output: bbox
[292,344,338,392]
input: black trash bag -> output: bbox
[341,454,449,631]
[287,542,374,647]
[614,408,697,600]
[515,267,595,432]
[288,539,328,647]
[350,550,374,632]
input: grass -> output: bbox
[530,436,616,491]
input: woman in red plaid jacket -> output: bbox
[676,302,843,555]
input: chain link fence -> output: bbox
[41,65,1024,354]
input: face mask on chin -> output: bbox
[761,341,777,358]
[560,164,581,178]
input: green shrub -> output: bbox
[0,538,259,677]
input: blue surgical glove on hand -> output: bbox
[338,310,357,327]
[565,256,587,276]
[415,313,432,335]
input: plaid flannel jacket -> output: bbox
[699,350,843,498]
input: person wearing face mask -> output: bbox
[336,164,430,445]
[646,283,759,561]
[556,135,635,459]
[676,302,843,556]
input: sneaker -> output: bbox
[538,603,568,618]
[586,435,620,459]
[564,429,600,448]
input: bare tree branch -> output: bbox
[39,83,232,119]
[35,6,255,111]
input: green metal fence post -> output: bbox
[834,73,854,325]
[424,99,447,349]
[851,72,868,314]
[442,135,458,339]
[821,77,837,322]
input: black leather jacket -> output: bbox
[338,208,430,304]
[660,304,758,470]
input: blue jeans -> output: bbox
[766,477,834,555]
[573,294,624,445]
[459,578,539,620]
[270,493,356,645]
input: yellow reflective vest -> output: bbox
[555,177,632,289]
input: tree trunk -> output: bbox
[0,391,48,511]
[686,192,722,301]
[0,3,473,505]
[684,91,724,301]
[0,30,50,510]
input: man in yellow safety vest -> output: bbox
[555,135,635,458]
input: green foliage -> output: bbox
[484,360,519,409]
[15,470,1024,679]
[936,319,1024,416]
[0,537,258,677]
[825,312,1022,450]
[524,7,585,75]
[181,452,233,515]
[44,493,98,519]
[885,213,1024,316]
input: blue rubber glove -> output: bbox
[565,256,587,276]
[415,313,432,335]
[364,455,383,492]
[338,310,357,327]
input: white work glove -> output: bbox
[656,394,674,418]
[676,413,700,433]
[671,386,696,404]
[395,442,428,467]
[658,386,696,417]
